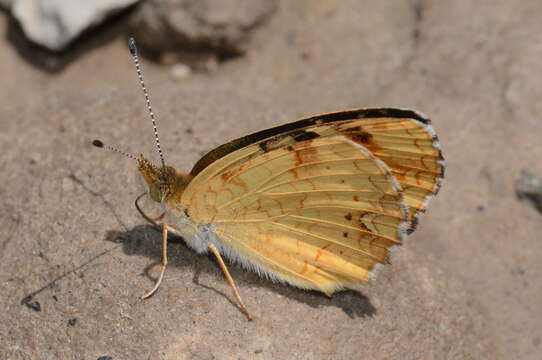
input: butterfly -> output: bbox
[94,39,445,321]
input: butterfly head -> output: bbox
[138,155,189,203]
[94,39,193,207]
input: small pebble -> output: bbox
[300,48,313,60]
[171,63,192,81]
[25,301,41,312]
[516,169,542,213]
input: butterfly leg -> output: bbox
[141,224,173,299]
[135,192,165,229]
[207,243,253,321]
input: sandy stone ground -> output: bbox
[1,1,541,359]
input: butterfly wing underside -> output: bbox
[181,108,444,293]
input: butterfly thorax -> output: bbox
[138,155,191,204]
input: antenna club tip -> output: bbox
[92,139,104,148]
[128,37,137,56]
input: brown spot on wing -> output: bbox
[347,132,373,144]
[258,135,283,152]
[345,213,352,221]
[220,162,247,182]
[299,261,308,275]
[314,244,331,262]
[342,125,363,133]
[292,130,320,142]
[288,168,299,179]
[292,142,320,166]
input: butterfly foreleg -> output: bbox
[207,243,253,321]
[140,223,173,299]
[135,192,165,229]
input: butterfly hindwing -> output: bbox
[182,135,410,293]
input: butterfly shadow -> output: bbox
[107,225,376,319]
[240,276,376,319]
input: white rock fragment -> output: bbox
[11,0,140,51]
[170,62,192,81]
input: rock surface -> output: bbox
[516,170,542,213]
[0,0,12,10]
[2,1,542,359]
[129,0,278,57]
[9,0,139,50]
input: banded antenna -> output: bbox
[128,37,166,168]
[92,139,138,161]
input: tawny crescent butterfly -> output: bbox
[93,39,445,320]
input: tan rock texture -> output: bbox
[129,0,278,56]
[1,1,541,359]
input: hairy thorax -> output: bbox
[160,200,218,255]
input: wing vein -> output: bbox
[265,189,395,196]
[258,171,361,193]
[285,215,401,245]
[215,205,405,224]
[215,230,324,286]
[270,221,384,262]
[215,156,373,211]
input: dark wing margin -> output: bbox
[189,108,430,176]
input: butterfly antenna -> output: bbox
[92,139,138,161]
[128,37,166,168]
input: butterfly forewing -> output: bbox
[189,109,443,229]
